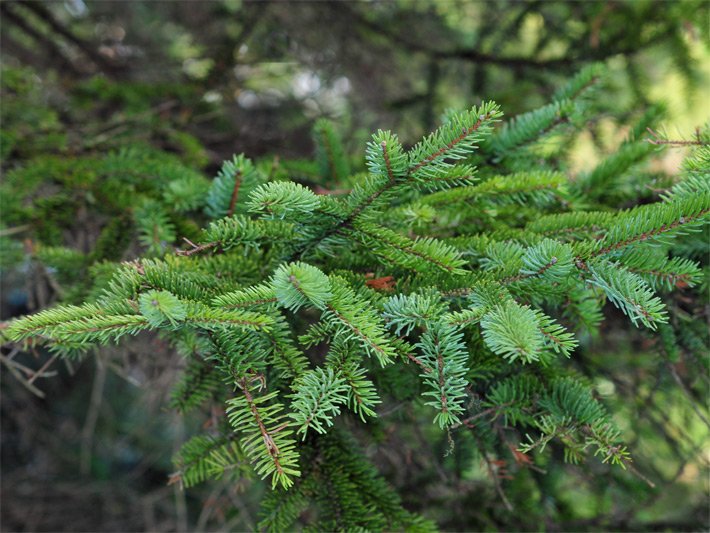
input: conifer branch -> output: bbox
[212,284,278,310]
[322,279,397,367]
[353,222,467,274]
[326,305,393,364]
[381,140,395,182]
[171,433,248,488]
[647,128,709,147]
[409,118,483,174]
[417,323,469,428]
[6,60,710,529]
[226,169,242,217]
[501,257,558,284]
[176,238,218,257]
[590,200,710,257]
[227,381,301,489]
[243,383,288,474]
[314,119,350,184]
[291,104,499,260]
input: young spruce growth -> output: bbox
[6,63,710,530]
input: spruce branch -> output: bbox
[616,249,702,291]
[290,104,500,260]
[366,131,408,184]
[272,262,332,311]
[212,284,278,310]
[533,310,578,357]
[589,195,710,258]
[183,302,274,331]
[267,314,310,380]
[487,100,574,155]
[170,358,221,413]
[352,221,467,274]
[408,101,502,180]
[382,291,448,336]
[206,154,265,219]
[336,361,380,421]
[226,380,301,489]
[480,301,544,363]
[7,303,150,346]
[177,216,294,256]
[576,141,657,196]
[421,171,567,208]
[647,127,710,147]
[139,289,186,328]
[527,211,613,241]
[552,62,606,102]
[227,169,243,217]
[518,239,574,283]
[314,119,350,184]
[6,59,710,529]
[322,278,397,367]
[585,260,667,329]
[248,182,320,220]
[442,306,487,329]
[289,367,350,438]
[417,323,469,428]
[661,172,710,202]
[171,434,249,489]
[175,237,218,257]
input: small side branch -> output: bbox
[647,128,709,147]
[176,238,218,257]
[594,208,710,258]
[227,170,243,217]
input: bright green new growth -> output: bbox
[272,261,332,311]
[289,367,350,437]
[408,101,502,182]
[139,289,187,327]
[248,181,320,220]
[5,63,709,530]
[480,302,544,363]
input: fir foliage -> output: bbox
[4,62,709,530]
[289,367,350,437]
[417,323,470,428]
[205,154,266,219]
[226,385,301,489]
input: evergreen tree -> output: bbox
[3,63,709,530]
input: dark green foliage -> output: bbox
[172,433,251,488]
[259,430,437,532]
[206,155,267,219]
[4,60,709,531]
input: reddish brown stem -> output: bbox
[226,170,243,217]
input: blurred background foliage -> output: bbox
[1,0,708,531]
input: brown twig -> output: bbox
[226,170,243,217]
[450,403,511,430]
[27,352,60,385]
[647,128,709,147]
[471,431,514,511]
[0,349,46,398]
[176,237,218,257]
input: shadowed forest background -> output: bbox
[1,1,709,531]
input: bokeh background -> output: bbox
[1,1,709,531]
